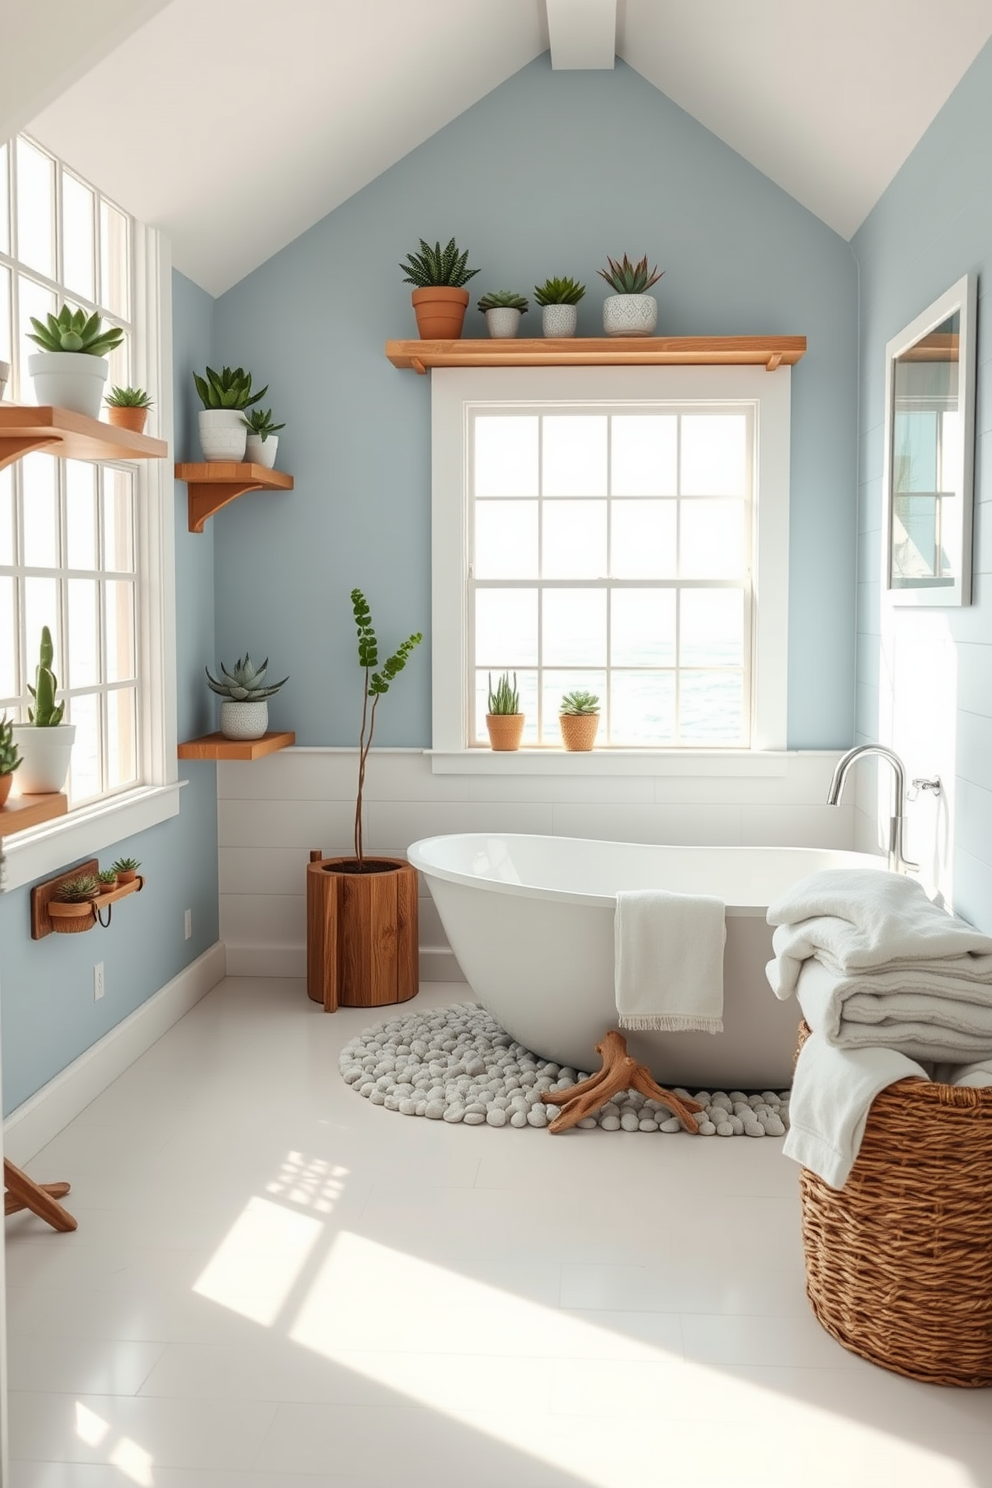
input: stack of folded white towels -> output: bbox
[765,869,992,1188]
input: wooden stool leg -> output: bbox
[4,1159,77,1232]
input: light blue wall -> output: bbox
[211,56,858,751]
[853,38,992,931]
[0,269,220,1114]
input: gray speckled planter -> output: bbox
[541,304,578,338]
[485,307,523,339]
[603,293,658,337]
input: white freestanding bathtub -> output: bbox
[407,834,889,1089]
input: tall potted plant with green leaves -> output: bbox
[12,627,76,794]
[193,365,268,461]
[307,590,423,1013]
[399,237,479,339]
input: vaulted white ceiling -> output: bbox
[23,0,992,296]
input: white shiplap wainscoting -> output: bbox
[218,749,855,979]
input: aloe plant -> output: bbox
[241,407,285,440]
[487,671,520,714]
[534,276,585,306]
[27,626,64,726]
[560,689,600,715]
[28,305,124,358]
[351,590,422,867]
[205,654,288,701]
[105,385,153,408]
[56,874,100,902]
[399,237,479,288]
[111,856,140,874]
[477,290,529,314]
[193,365,268,411]
[597,254,664,294]
[0,713,21,775]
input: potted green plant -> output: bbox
[307,589,422,1012]
[49,873,101,933]
[559,689,600,751]
[0,712,21,809]
[400,237,480,339]
[205,653,289,740]
[597,254,664,337]
[27,306,124,417]
[241,407,285,469]
[11,627,75,793]
[97,868,118,893]
[111,856,141,884]
[485,671,524,751]
[104,386,153,435]
[534,276,585,338]
[477,290,529,340]
[192,365,268,462]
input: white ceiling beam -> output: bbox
[546,0,617,69]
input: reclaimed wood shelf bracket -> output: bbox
[31,857,145,939]
[0,405,168,472]
[175,462,295,533]
[385,335,807,374]
[177,730,295,761]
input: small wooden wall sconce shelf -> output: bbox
[175,462,294,533]
[31,857,145,939]
[0,405,168,471]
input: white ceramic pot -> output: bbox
[0,358,8,400]
[485,307,523,339]
[28,353,109,417]
[541,304,578,338]
[602,294,658,337]
[11,723,76,794]
[198,409,247,462]
[220,700,268,740]
[246,433,278,469]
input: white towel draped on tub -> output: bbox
[614,890,726,1034]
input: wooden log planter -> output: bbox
[31,858,145,939]
[306,852,418,1012]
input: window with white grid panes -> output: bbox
[0,135,139,804]
[469,406,754,748]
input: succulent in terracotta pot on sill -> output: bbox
[0,711,21,809]
[559,689,600,751]
[105,385,153,434]
[400,237,479,339]
[486,671,524,751]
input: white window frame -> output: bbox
[1,153,179,893]
[430,365,791,775]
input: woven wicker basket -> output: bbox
[796,1021,992,1387]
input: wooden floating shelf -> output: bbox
[177,730,296,761]
[0,792,67,839]
[0,405,168,471]
[31,857,145,939]
[175,462,294,533]
[385,335,807,374]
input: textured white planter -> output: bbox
[220,700,268,740]
[485,307,523,339]
[541,304,578,338]
[28,353,109,417]
[602,294,658,337]
[0,358,8,400]
[11,723,76,794]
[246,432,278,469]
[198,409,247,462]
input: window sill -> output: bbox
[426,749,797,778]
[0,782,184,892]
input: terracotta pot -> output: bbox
[306,854,419,1011]
[486,714,525,751]
[560,713,599,751]
[115,869,138,885]
[411,286,470,339]
[107,405,148,434]
[0,772,13,809]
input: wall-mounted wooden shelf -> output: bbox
[175,463,294,533]
[385,335,807,374]
[0,792,67,839]
[0,405,168,471]
[177,730,295,761]
[31,857,145,939]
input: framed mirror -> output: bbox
[883,273,977,606]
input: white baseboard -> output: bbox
[3,941,227,1165]
[224,943,464,983]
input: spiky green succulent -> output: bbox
[193,365,268,411]
[97,869,118,885]
[111,856,140,873]
[0,713,21,774]
[597,254,664,295]
[399,237,479,288]
[534,276,586,306]
[487,671,520,715]
[560,689,600,715]
[241,406,285,440]
[105,385,153,408]
[477,290,529,314]
[28,626,64,726]
[28,305,124,358]
[205,654,288,701]
[56,874,101,902]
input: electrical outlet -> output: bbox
[184,908,192,941]
[94,962,104,1001]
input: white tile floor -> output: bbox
[6,977,991,1487]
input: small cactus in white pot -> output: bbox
[205,653,288,739]
[477,290,529,339]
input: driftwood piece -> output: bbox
[540,1030,704,1135]
[4,1159,77,1231]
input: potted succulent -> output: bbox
[192,365,268,462]
[399,237,479,340]
[205,653,289,740]
[11,627,76,793]
[559,689,600,751]
[534,276,585,338]
[241,406,285,469]
[477,290,529,339]
[111,856,141,885]
[486,671,524,751]
[27,305,124,417]
[49,874,101,933]
[0,712,21,809]
[597,254,664,337]
[105,386,153,434]
[97,868,118,893]
[307,590,422,1012]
